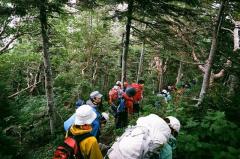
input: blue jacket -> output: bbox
[64,112,100,138]
[64,100,101,138]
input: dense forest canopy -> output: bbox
[0,0,240,158]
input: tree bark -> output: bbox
[137,40,145,82]
[121,0,133,84]
[158,71,164,93]
[233,21,240,52]
[175,61,183,85]
[197,0,227,106]
[39,1,56,134]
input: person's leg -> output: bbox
[122,110,128,127]
[133,102,140,116]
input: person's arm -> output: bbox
[63,113,76,131]
[91,119,100,137]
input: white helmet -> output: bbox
[166,116,181,133]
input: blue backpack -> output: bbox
[117,98,125,113]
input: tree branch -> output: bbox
[221,27,233,34]
[0,34,19,54]
[8,81,42,98]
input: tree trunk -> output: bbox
[119,33,124,68]
[152,79,155,94]
[137,40,145,82]
[158,72,163,93]
[233,21,240,52]
[39,1,56,134]
[227,75,239,96]
[175,61,183,85]
[121,0,133,84]
[197,0,227,106]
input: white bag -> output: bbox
[107,126,150,159]
[107,114,171,159]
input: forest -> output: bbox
[0,0,240,158]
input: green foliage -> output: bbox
[0,1,240,159]
[0,128,18,159]
[177,110,240,159]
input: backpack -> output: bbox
[53,133,92,159]
[117,98,125,113]
[107,126,151,159]
[107,114,171,159]
[109,88,119,101]
[131,83,143,102]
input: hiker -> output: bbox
[157,89,171,103]
[159,116,181,159]
[115,87,136,129]
[107,114,175,159]
[68,104,103,159]
[86,91,107,141]
[123,81,129,91]
[116,80,122,88]
[64,91,108,141]
[108,85,123,117]
[131,79,145,115]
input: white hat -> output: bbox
[116,81,122,85]
[90,91,103,99]
[162,89,167,94]
[74,105,97,125]
[102,112,109,121]
[166,116,181,133]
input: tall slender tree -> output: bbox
[197,0,228,106]
[38,0,56,134]
[121,0,133,83]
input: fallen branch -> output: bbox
[8,81,41,98]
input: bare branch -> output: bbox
[8,81,41,98]
[213,69,225,78]
[221,27,233,34]
[0,34,19,54]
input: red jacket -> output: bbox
[131,83,143,102]
[122,93,134,114]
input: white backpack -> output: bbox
[107,114,171,159]
[107,126,151,159]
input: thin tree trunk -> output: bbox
[121,0,133,84]
[152,79,155,94]
[29,62,43,94]
[89,10,93,31]
[39,1,56,134]
[119,33,124,68]
[158,72,163,93]
[137,40,145,82]
[175,61,183,85]
[233,21,240,52]
[197,0,227,106]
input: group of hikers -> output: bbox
[157,79,197,104]
[53,80,181,159]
